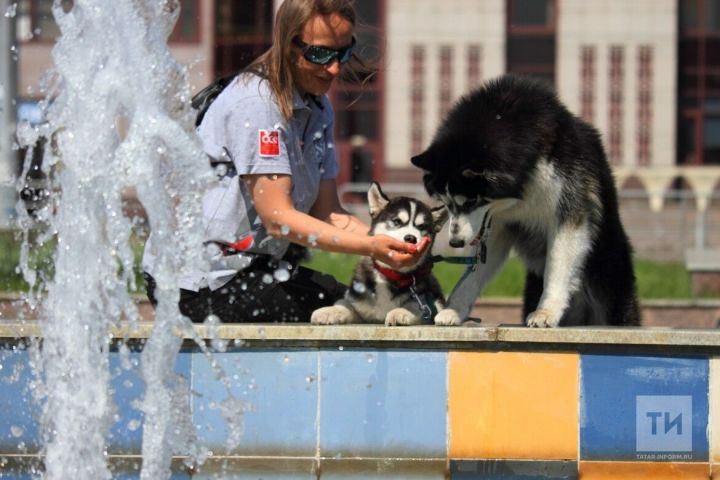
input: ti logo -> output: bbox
[636,395,692,453]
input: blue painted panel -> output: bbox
[191,349,318,455]
[0,348,41,453]
[450,460,577,479]
[319,349,446,458]
[107,349,192,454]
[580,354,709,461]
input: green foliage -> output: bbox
[301,251,707,300]
[300,251,526,297]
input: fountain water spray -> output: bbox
[16,0,212,478]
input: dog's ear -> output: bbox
[431,206,449,232]
[411,151,433,170]
[367,181,390,218]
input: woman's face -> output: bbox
[292,13,354,96]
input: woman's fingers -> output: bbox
[372,235,431,269]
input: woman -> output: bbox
[143,0,428,323]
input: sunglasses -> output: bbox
[293,36,356,66]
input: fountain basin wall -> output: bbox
[0,323,719,479]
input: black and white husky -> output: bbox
[311,182,448,326]
[411,75,640,328]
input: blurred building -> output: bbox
[9,0,720,183]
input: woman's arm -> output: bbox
[309,178,369,235]
[245,174,424,269]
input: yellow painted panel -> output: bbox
[448,351,578,459]
[580,461,709,479]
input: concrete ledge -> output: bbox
[2,321,719,350]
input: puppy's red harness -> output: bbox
[372,260,437,322]
[372,261,433,289]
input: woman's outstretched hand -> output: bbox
[369,235,431,270]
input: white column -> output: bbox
[0,0,18,228]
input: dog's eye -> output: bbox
[392,217,403,226]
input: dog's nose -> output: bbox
[404,234,417,244]
[449,238,465,248]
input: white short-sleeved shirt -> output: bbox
[143,72,339,291]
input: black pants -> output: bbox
[144,257,346,323]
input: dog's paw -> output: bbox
[311,305,353,325]
[525,308,562,328]
[385,308,422,326]
[434,308,462,326]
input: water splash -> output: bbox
[16,1,212,478]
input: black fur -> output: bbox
[412,75,640,327]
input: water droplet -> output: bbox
[308,234,318,246]
[262,273,273,284]
[10,426,23,437]
[257,327,266,339]
[127,419,141,431]
[4,3,17,18]
[496,114,502,120]
[367,354,374,363]
[282,355,290,364]
[244,121,250,128]
[280,224,290,235]
[338,346,344,351]
[273,268,290,282]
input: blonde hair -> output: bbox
[244,0,361,121]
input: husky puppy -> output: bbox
[411,75,640,327]
[311,182,448,326]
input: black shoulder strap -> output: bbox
[191,73,237,127]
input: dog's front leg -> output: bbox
[311,299,361,325]
[435,230,514,325]
[527,222,592,327]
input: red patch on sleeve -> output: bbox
[258,129,281,157]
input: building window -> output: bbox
[439,45,453,121]
[331,0,383,182]
[678,0,720,164]
[467,44,482,90]
[609,45,625,166]
[168,0,201,43]
[410,45,426,156]
[637,46,653,166]
[580,45,596,124]
[506,0,556,85]
[214,0,273,77]
[17,0,72,41]
[509,0,555,26]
